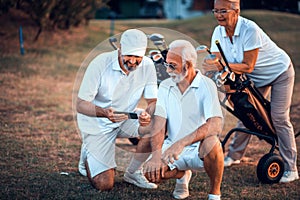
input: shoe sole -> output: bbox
[279,177,299,183]
[173,194,189,199]
[123,175,158,189]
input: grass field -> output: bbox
[0,9,299,199]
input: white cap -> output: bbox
[120,29,147,57]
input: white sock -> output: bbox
[127,158,143,173]
[208,194,221,200]
[176,170,191,184]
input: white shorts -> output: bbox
[162,140,204,171]
[82,119,140,178]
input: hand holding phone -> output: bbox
[114,111,138,119]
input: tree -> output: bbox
[0,0,108,40]
[0,0,14,15]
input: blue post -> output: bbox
[110,18,115,37]
[109,12,116,37]
[19,26,25,55]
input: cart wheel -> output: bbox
[256,153,284,184]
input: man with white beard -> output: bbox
[144,40,224,200]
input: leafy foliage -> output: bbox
[0,0,108,40]
[0,0,14,15]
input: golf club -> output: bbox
[109,37,118,50]
[196,45,211,54]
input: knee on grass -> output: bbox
[85,161,115,191]
[93,178,114,191]
[92,173,115,191]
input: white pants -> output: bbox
[162,140,204,171]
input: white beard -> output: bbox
[124,63,136,72]
[168,67,188,83]
[123,59,138,72]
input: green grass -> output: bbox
[0,10,299,199]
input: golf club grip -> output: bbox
[109,38,118,50]
[215,40,231,71]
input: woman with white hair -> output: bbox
[203,0,298,183]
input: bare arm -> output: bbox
[151,115,167,153]
[137,98,157,127]
[143,115,167,182]
[144,98,157,116]
[76,97,128,122]
[76,97,108,117]
[202,48,259,74]
[161,117,223,163]
[225,48,259,74]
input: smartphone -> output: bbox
[114,111,138,119]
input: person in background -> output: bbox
[203,0,298,183]
[144,40,224,200]
[76,29,158,190]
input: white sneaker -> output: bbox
[173,170,192,199]
[224,156,240,167]
[173,184,189,199]
[279,171,299,183]
[124,169,158,189]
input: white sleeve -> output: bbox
[210,26,221,53]
[244,22,263,51]
[202,78,223,120]
[78,55,103,102]
[154,82,168,119]
[143,58,158,99]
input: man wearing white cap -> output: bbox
[76,29,158,190]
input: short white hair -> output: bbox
[214,0,240,10]
[168,40,197,67]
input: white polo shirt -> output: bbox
[210,16,291,87]
[154,71,223,146]
[77,50,158,135]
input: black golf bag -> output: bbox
[205,40,287,184]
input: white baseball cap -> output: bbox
[120,29,147,57]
